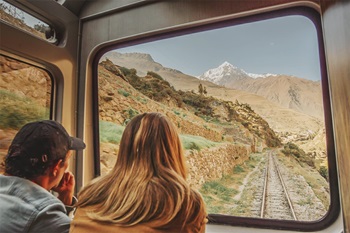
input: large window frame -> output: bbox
[91,6,339,231]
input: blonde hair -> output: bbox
[76,112,206,230]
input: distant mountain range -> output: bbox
[102,52,324,121]
[100,51,326,163]
[197,61,323,120]
[100,52,324,133]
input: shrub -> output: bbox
[99,121,125,144]
[233,165,244,173]
[319,166,329,181]
[282,142,315,167]
[119,67,132,76]
[147,71,164,80]
[201,181,237,202]
[180,134,219,151]
[282,142,305,158]
[118,89,130,97]
[188,142,200,151]
[0,90,48,129]
[123,108,139,125]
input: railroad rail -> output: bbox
[260,152,297,220]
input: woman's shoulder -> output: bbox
[71,207,172,233]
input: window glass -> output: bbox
[0,0,57,43]
[0,54,52,173]
[97,15,329,222]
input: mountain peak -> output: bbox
[220,61,233,67]
[197,62,250,85]
[219,61,241,71]
[121,52,155,62]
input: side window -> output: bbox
[95,13,334,228]
[0,54,52,173]
[0,0,57,43]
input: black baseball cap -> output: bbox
[6,120,86,167]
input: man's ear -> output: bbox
[51,159,63,177]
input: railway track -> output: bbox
[260,151,297,220]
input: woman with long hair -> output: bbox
[70,112,207,233]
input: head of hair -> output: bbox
[77,112,206,229]
[5,148,68,179]
[4,120,85,179]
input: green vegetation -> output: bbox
[118,89,130,97]
[147,71,163,80]
[233,165,245,173]
[121,67,184,106]
[99,120,219,150]
[173,110,180,116]
[282,142,315,167]
[318,166,329,181]
[282,142,304,158]
[201,181,238,202]
[123,108,139,125]
[200,153,263,215]
[179,90,215,116]
[180,134,219,151]
[135,96,147,104]
[99,120,125,144]
[0,89,48,129]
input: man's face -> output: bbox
[53,150,72,187]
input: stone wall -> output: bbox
[100,141,252,190]
[185,143,251,189]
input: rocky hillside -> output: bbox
[101,52,324,128]
[100,59,281,148]
[102,51,327,168]
[0,56,51,107]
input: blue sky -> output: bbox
[116,15,321,81]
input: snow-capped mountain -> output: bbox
[197,61,277,86]
[197,61,323,120]
[197,61,251,86]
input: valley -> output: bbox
[102,51,327,169]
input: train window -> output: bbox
[0,0,57,43]
[0,54,52,173]
[94,9,337,230]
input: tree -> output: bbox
[198,83,203,95]
[34,23,47,33]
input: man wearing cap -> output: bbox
[0,120,86,233]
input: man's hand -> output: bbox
[52,171,75,205]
